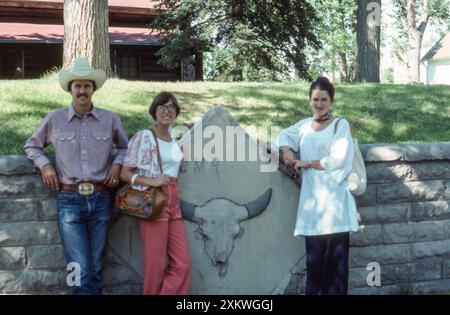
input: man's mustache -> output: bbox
[77,94,88,98]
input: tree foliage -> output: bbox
[304,0,357,82]
[151,0,320,81]
[391,0,449,82]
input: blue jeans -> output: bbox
[305,232,349,295]
[57,191,111,295]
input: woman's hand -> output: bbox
[148,174,170,187]
[293,160,310,172]
[293,160,301,172]
[281,147,295,166]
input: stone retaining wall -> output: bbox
[0,156,142,294]
[0,142,449,294]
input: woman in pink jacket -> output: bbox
[120,92,191,295]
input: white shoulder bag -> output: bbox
[334,118,367,196]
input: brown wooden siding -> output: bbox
[111,45,180,81]
[0,43,62,78]
[0,43,180,81]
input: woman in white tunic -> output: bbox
[278,77,359,295]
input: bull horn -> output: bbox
[180,199,197,222]
[244,188,272,219]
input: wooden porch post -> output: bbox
[21,49,25,78]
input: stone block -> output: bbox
[409,180,445,202]
[411,259,442,282]
[0,221,60,246]
[27,244,66,269]
[350,225,383,247]
[354,184,377,207]
[366,163,411,183]
[360,144,404,162]
[409,162,450,181]
[413,221,447,242]
[102,265,141,287]
[358,204,409,225]
[0,155,37,175]
[412,279,450,294]
[410,200,450,222]
[0,199,37,222]
[413,240,450,259]
[0,247,26,269]
[349,244,411,268]
[0,270,61,293]
[37,199,58,221]
[0,175,50,197]
[376,183,411,204]
[382,223,415,244]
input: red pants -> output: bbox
[140,178,192,295]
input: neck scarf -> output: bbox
[314,112,332,122]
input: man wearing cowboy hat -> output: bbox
[24,57,129,295]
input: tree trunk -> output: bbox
[195,51,204,81]
[63,0,112,76]
[338,8,349,82]
[407,32,423,83]
[405,0,428,83]
[354,0,381,82]
[331,57,336,82]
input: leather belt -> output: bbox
[60,182,110,195]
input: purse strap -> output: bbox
[333,118,342,135]
[148,127,164,175]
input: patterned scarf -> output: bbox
[313,112,332,122]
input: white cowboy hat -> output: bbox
[58,57,107,92]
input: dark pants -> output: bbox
[57,191,111,295]
[304,232,349,295]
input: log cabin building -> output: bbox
[0,0,202,80]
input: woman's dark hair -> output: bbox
[309,76,334,102]
[149,91,181,120]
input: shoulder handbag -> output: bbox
[115,128,167,221]
[334,118,367,196]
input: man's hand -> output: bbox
[42,164,59,190]
[103,164,121,187]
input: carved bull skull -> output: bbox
[180,188,272,277]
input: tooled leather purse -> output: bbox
[115,128,166,221]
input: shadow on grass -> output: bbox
[207,84,310,127]
[207,83,450,144]
[122,90,218,138]
[1,98,66,155]
[1,82,449,154]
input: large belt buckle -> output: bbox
[78,182,95,196]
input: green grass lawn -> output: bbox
[1,75,449,155]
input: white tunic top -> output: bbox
[156,137,183,178]
[278,117,360,236]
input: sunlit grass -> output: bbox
[0,77,449,154]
